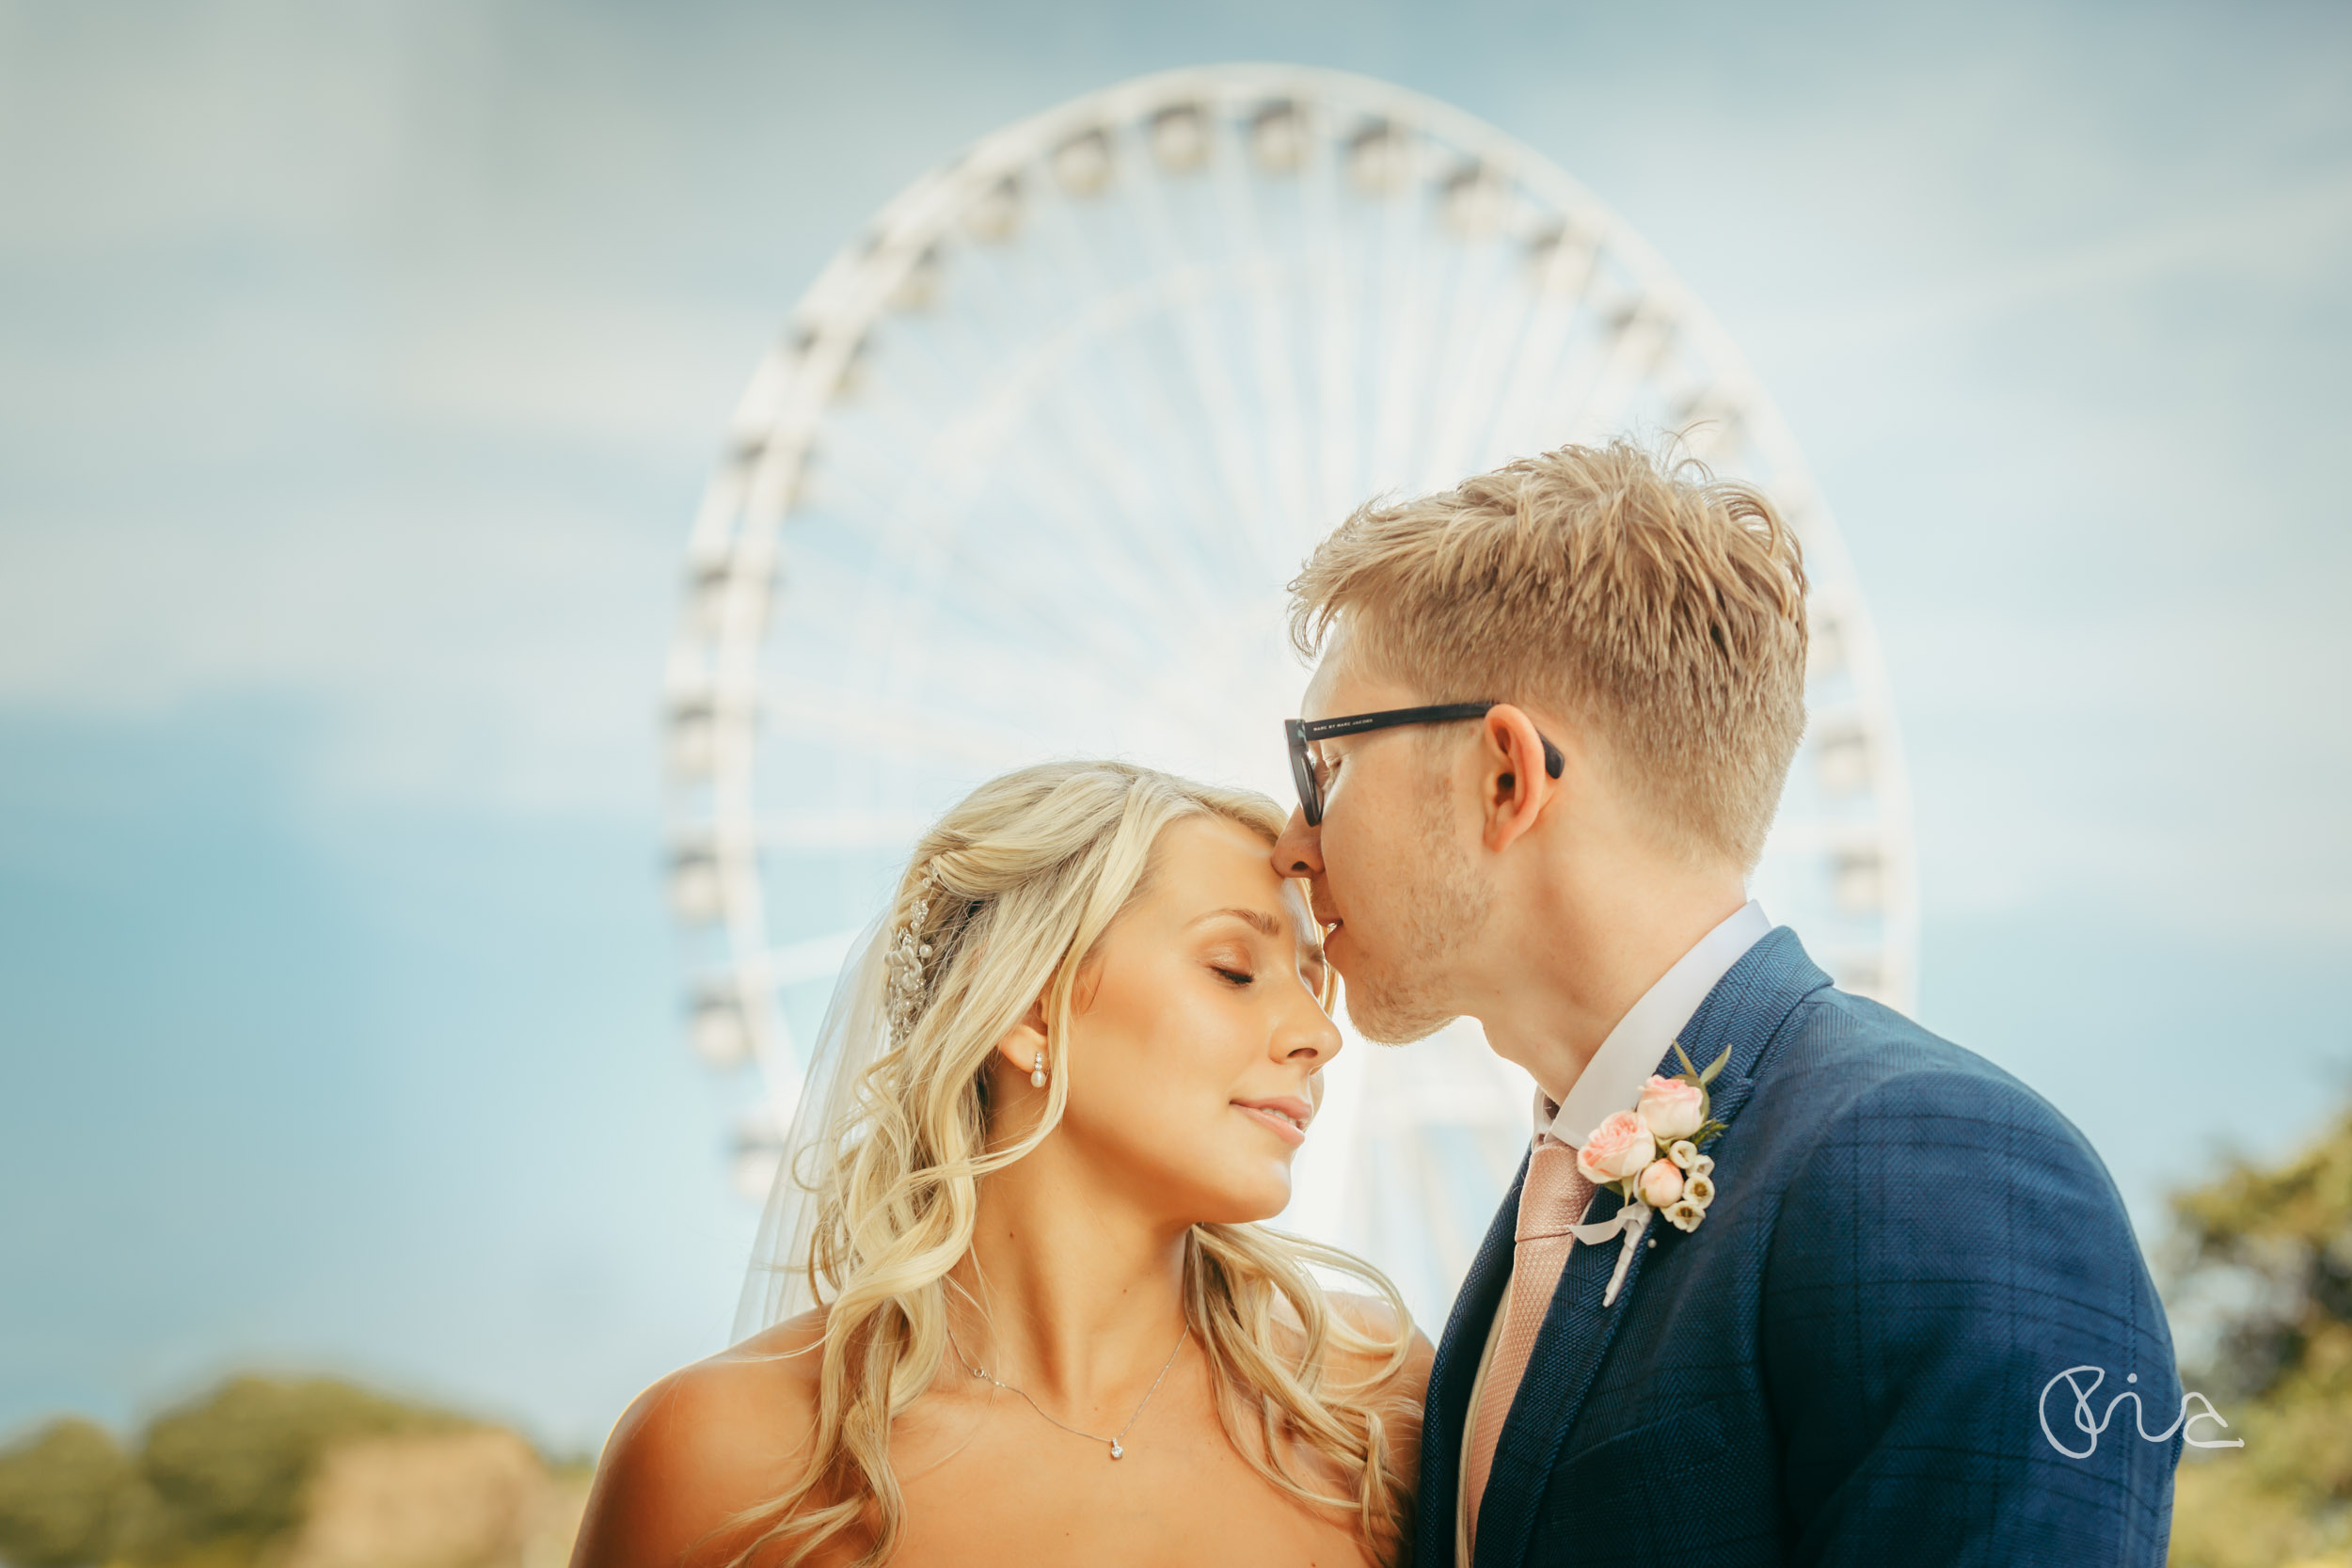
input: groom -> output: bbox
[1271,444,2180,1565]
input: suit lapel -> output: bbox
[1415,1146,1528,1568]
[1470,927,1831,1568]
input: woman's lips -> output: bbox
[1232,1097,1311,1147]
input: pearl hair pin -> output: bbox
[882,863,942,1046]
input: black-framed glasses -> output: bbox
[1283,703,1565,826]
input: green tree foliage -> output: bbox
[0,1419,135,1567]
[137,1375,462,1546]
[0,1376,466,1568]
[2167,1104,2352,1568]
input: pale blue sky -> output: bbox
[3,0,2346,1450]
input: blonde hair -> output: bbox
[736,760,1417,1567]
[1288,439,1807,867]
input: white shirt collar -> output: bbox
[1542,900,1771,1148]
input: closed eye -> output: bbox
[1213,966,1256,987]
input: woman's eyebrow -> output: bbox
[1188,906,1326,965]
[1185,907,1336,968]
[1188,906,1281,936]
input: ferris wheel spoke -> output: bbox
[1053,309,1265,598]
[1554,303,1678,443]
[930,220,1169,521]
[1367,147,1434,497]
[1297,138,1362,528]
[1002,177,1271,618]
[786,421,999,676]
[1481,254,1603,459]
[789,421,1172,683]
[906,279,1216,606]
[990,468,1238,661]
[1418,229,1535,489]
[755,809,946,851]
[832,342,1228,642]
[843,471,1185,676]
[1029,371,1238,610]
[936,539,1218,691]
[1516,303,1636,451]
[1473,230,1602,464]
[856,276,1270,667]
[1399,145,1508,489]
[1007,170,1281,593]
[761,680,1074,770]
[1212,123,1316,542]
[1116,131,1287,577]
[1678,402,1751,468]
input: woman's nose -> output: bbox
[1278,991,1343,1066]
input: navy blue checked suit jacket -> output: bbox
[1416,927,2179,1567]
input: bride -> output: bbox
[571,760,1433,1567]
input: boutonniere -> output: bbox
[1569,1043,1730,1305]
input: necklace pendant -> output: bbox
[1108,1441,1123,1460]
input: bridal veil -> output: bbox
[733,912,892,1341]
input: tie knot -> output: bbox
[1516,1140,1594,1242]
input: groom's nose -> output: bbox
[1271,806,1323,879]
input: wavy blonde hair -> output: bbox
[733,760,1418,1567]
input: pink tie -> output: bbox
[1464,1139,1594,1551]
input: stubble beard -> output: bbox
[1342,790,1491,1046]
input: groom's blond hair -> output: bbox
[1289,440,1808,868]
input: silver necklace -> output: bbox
[946,1323,1188,1460]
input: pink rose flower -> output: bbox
[1576,1110,1656,1184]
[1637,1074,1707,1140]
[1636,1158,1685,1209]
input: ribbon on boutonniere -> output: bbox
[1569,1042,1730,1306]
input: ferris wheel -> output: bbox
[662,64,1915,1329]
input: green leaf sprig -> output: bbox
[1668,1040,1733,1150]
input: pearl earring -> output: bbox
[1030,1051,1048,1088]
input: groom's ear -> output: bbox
[1478,704,1557,853]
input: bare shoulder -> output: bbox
[570,1312,830,1568]
[1322,1291,1434,1481]
[1258,1287,1434,1481]
[1325,1291,1436,1392]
